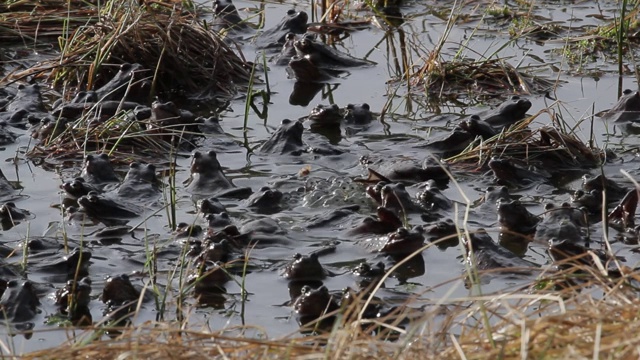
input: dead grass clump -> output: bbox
[26,112,185,166]
[9,0,251,100]
[411,55,553,97]
[446,111,604,169]
[436,263,640,359]
[0,0,100,42]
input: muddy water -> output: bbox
[1,0,639,353]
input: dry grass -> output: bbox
[445,110,604,169]
[411,55,554,97]
[3,0,251,99]
[16,259,640,360]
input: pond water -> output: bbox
[1,0,640,353]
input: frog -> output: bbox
[600,89,640,123]
[348,206,403,236]
[246,186,284,214]
[477,95,532,128]
[146,100,197,133]
[0,280,40,324]
[188,261,230,297]
[344,103,373,125]
[307,104,343,128]
[61,177,101,199]
[77,191,142,221]
[31,117,70,142]
[281,252,328,282]
[361,156,450,184]
[0,202,32,229]
[0,168,16,201]
[93,63,150,103]
[462,229,537,272]
[292,285,339,321]
[608,189,638,232]
[366,182,421,216]
[212,0,250,33]
[286,55,344,83]
[194,239,233,264]
[358,226,425,258]
[257,119,306,155]
[581,174,628,203]
[415,180,452,212]
[32,248,92,278]
[352,261,386,290]
[571,189,602,215]
[101,274,140,309]
[425,218,459,249]
[0,121,18,146]
[54,277,92,316]
[534,202,587,242]
[1,83,50,127]
[115,162,160,201]
[548,239,617,268]
[255,9,308,49]
[185,150,251,198]
[272,33,300,66]
[422,126,475,155]
[497,199,540,235]
[293,36,375,69]
[205,212,233,230]
[488,157,551,188]
[52,100,144,121]
[199,197,226,215]
[80,153,120,188]
[459,115,498,138]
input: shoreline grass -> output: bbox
[13,258,640,359]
